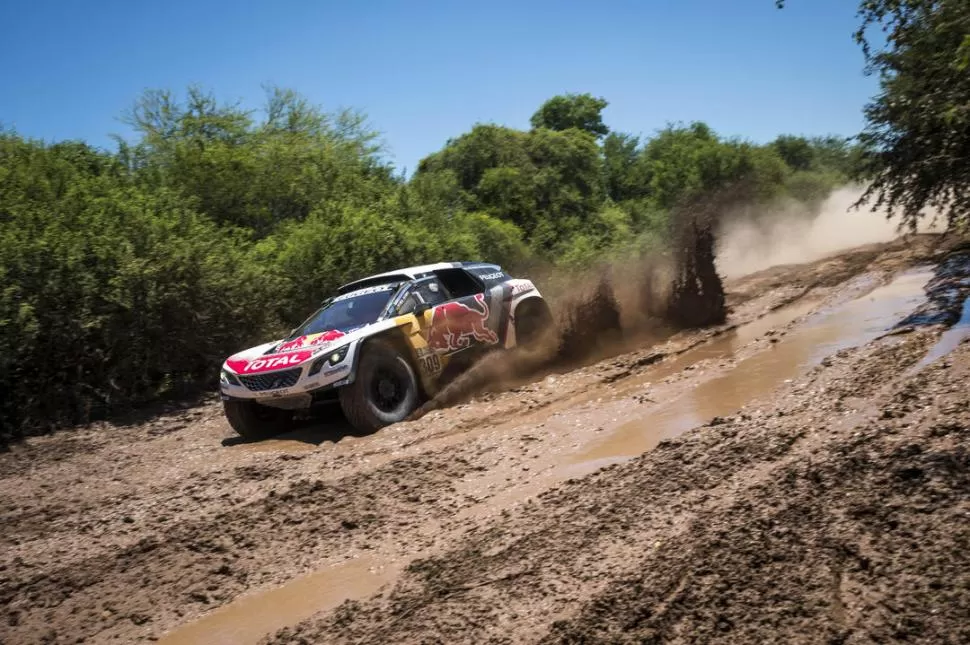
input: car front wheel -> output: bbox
[339,341,420,433]
[223,399,294,440]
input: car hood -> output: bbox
[222,320,394,375]
[275,329,351,353]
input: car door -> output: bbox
[388,278,452,379]
[423,268,501,355]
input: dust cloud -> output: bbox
[717,184,944,279]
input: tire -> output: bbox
[223,399,294,440]
[515,299,554,349]
[339,341,420,433]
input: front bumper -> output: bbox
[220,341,359,408]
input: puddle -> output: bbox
[512,298,826,425]
[584,297,824,405]
[387,297,830,467]
[565,266,933,470]
[156,556,399,645]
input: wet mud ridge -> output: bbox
[896,242,970,328]
[3,234,969,645]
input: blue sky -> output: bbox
[1,0,876,174]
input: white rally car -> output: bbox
[219,262,552,439]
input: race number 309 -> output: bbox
[420,354,441,375]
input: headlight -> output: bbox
[327,345,351,365]
[308,345,350,376]
[220,369,241,386]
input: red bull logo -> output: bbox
[277,329,346,352]
[427,293,498,352]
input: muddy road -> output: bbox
[2,234,969,644]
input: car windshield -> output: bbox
[288,284,399,339]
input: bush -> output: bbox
[0,135,282,438]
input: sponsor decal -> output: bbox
[420,353,442,375]
[478,271,505,281]
[333,284,396,302]
[511,281,536,296]
[426,293,499,353]
[226,350,312,375]
[277,329,346,352]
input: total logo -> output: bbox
[226,350,313,375]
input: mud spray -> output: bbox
[410,184,936,420]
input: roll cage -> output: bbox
[377,267,490,320]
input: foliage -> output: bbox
[122,85,394,236]
[779,0,970,231]
[530,93,610,137]
[0,135,283,435]
[416,123,604,251]
[602,132,648,202]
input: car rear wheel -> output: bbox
[339,342,419,433]
[223,399,294,440]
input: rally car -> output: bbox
[219,261,552,439]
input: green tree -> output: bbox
[0,134,284,437]
[603,132,649,202]
[807,135,862,176]
[641,122,760,209]
[779,0,970,230]
[0,80,872,440]
[415,121,603,251]
[530,93,610,137]
[123,85,392,235]
[417,124,530,195]
[771,135,814,171]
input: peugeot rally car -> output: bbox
[220,262,552,439]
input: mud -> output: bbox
[897,244,970,328]
[3,233,967,645]
[918,296,970,368]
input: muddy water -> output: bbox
[157,556,400,645]
[565,267,933,472]
[584,298,824,406]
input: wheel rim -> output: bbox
[371,366,407,412]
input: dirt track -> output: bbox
[3,234,969,645]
